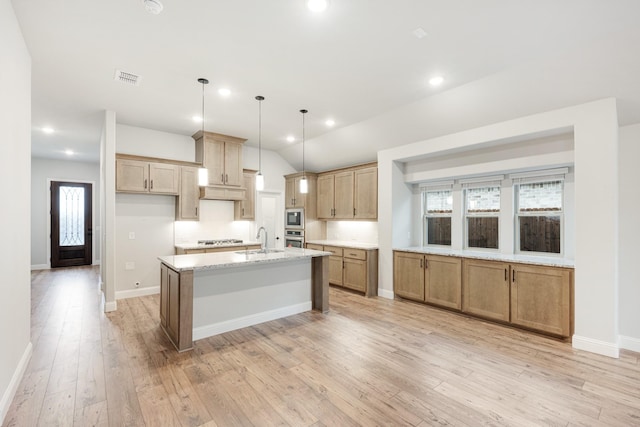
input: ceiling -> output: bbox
[12,0,640,171]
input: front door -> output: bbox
[51,181,92,268]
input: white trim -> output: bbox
[418,180,454,191]
[30,264,49,271]
[102,291,117,312]
[572,334,619,358]
[618,335,640,353]
[509,167,569,180]
[115,286,160,300]
[0,343,33,425]
[459,175,504,187]
[378,288,394,299]
[193,302,311,341]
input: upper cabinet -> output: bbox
[317,164,377,220]
[284,172,318,215]
[176,166,200,221]
[234,169,256,220]
[116,158,180,195]
[193,131,246,188]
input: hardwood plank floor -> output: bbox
[3,266,640,426]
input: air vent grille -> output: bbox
[114,69,141,86]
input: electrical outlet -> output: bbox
[135,281,140,288]
[129,232,135,240]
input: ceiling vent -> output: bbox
[114,69,142,86]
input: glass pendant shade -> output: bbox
[198,167,208,186]
[299,176,308,194]
[255,172,264,191]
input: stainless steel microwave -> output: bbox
[285,208,304,229]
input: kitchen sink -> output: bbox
[235,249,285,255]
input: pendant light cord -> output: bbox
[300,109,308,177]
[258,97,262,174]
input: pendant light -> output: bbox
[197,78,209,186]
[255,95,265,191]
[299,109,309,194]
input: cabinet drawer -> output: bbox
[343,248,366,260]
[306,243,324,251]
[324,246,343,257]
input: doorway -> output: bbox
[50,181,93,267]
[257,191,284,249]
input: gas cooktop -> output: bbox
[197,239,243,246]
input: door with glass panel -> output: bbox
[51,181,92,268]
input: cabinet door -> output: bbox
[511,264,571,337]
[306,243,324,251]
[343,257,366,292]
[149,162,180,194]
[204,138,225,185]
[425,255,462,310]
[354,167,377,219]
[317,174,335,218]
[285,177,296,208]
[160,264,168,327]
[334,171,354,219]
[235,171,255,220]
[167,267,181,343]
[116,159,149,192]
[462,259,510,321]
[224,142,243,186]
[393,251,425,301]
[329,255,343,286]
[176,166,199,220]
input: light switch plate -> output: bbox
[125,262,135,270]
[128,232,135,240]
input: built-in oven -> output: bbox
[284,229,304,248]
[285,208,304,229]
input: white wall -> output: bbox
[113,125,296,298]
[0,0,32,422]
[379,99,621,357]
[326,221,378,244]
[618,123,640,352]
[31,158,101,268]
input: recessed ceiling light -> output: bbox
[65,149,74,156]
[42,127,55,134]
[144,0,163,15]
[286,136,295,143]
[325,119,335,127]
[307,0,328,13]
[192,116,202,123]
[412,28,428,39]
[429,76,444,86]
[218,88,231,97]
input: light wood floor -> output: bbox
[4,266,640,426]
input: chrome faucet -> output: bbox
[256,226,267,252]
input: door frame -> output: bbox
[256,190,285,249]
[47,178,97,269]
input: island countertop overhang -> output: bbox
[159,247,332,272]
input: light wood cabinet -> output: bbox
[194,131,245,187]
[393,251,425,301]
[234,169,256,220]
[160,263,193,352]
[308,243,378,296]
[425,255,462,310]
[175,166,199,221]
[462,259,510,322]
[511,264,572,337]
[285,172,318,214]
[116,159,180,194]
[317,164,377,220]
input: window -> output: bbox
[464,186,500,249]
[516,179,563,254]
[423,189,452,246]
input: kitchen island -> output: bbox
[158,248,331,352]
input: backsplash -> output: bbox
[174,200,253,244]
[326,221,378,243]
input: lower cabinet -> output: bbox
[160,263,194,352]
[307,243,378,296]
[393,251,574,338]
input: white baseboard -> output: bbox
[30,264,49,271]
[116,286,160,300]
[193,302,312,341]
[619,335,640,353]
[101,292,117,312]
[0,342,33,425]
[572,335,619,358]
[378,288,394,299]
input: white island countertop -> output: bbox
[175,241,262,251]
[159,247,331,272]
[396,246,574,268]
[306,240,378,250]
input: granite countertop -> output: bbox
[306,240,379,250]
[175,241,262,250]
[159,247,332,272]
[395,246,574,268]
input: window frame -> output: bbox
[463,184,501,251]
[514,178,564,256]
[422,185,453,247]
